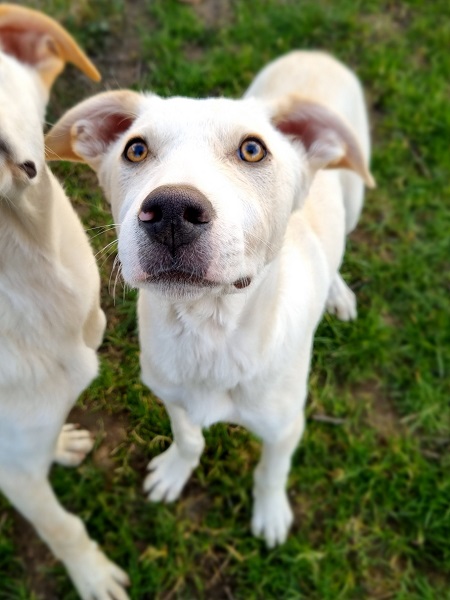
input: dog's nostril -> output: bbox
[183,205,212,225]
[139,205,163,223]
[20,161,37,179]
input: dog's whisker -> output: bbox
[85,224,120,233]
[245,230,277,253]
[99,247,119,270]
[43,143,66,162]
[122,275,131,302]
[95,239,118,259]
[113,262,124,305]
[88,226,119,241]
[109,255,122,302]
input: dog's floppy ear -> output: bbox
[45,90,143,167]
[0,3,100,89]
[271,95,375,188]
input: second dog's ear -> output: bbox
[45,91,143,168]
[0,4,100,90]
[270,94,375,188]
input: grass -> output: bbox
[1,0,449,598]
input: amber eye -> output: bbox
[238,137,267,163]
[124,138,149,163]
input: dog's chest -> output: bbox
[0,230,84,386]
[147,296,261,390]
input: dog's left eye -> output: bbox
[124,138,149,163]
[238,137,267,163]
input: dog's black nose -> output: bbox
[138,184,215,255]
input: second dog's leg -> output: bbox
[251,412,305,547]
[326,271,357,321]
[0,467,129,600]
[54,424,94,467]
[144,403,205,502]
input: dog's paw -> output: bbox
[54,424,94,467]
[67,545,130,600]
[326,273,357,321]
[251,488,293,548]
[144,443,196,503]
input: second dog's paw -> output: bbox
[54,424,94,467]
[251,488,293,548]
[144,443,196,503]
[326,273,357,321]
[67,545,130,600]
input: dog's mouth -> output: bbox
[145,270,215,287]
[143,270,252,290]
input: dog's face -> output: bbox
[100,96,309,298]
[46,90,374,299]
[0,3,100,199]
[0,53,46,197]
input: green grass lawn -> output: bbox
[1,0,449,598]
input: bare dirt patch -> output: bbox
[183,0,234,28]
[68,406,129,471]
[91,0,151,91]
[10,513,59,600]
[353,380,402,440]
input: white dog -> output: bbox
[0,5,129,598]
[46,50,374,547]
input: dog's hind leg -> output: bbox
[144,403,205,503]
[326,272,357,321]
[0,465,129,600]
[340,170,365,235]
[54,424,94,467]
[251,412,305,547]
[325,168,365,322]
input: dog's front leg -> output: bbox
[0,467,129,599]
[251,412,305,547]
[53,423,95,467]
[144,403,205,502]
[326,272,357,321]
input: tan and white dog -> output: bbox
[0,5,129,598]
[46,50,375,547]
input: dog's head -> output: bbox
[0,4,100,198]
[45,90,374,299]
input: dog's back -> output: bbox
[245,50,371,233]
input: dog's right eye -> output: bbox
[123,138,149,163]
[238,137,267,163]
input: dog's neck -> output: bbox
[171,293,249,335]
[150,259,281,339]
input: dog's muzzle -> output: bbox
[138,184,215,256]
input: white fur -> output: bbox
[0,51,129,599]
[46,50,373,547]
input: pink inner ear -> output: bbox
[276,117,320,153]
[97,112,136,146]
[0,28,44,65]
[273,99,374,186]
